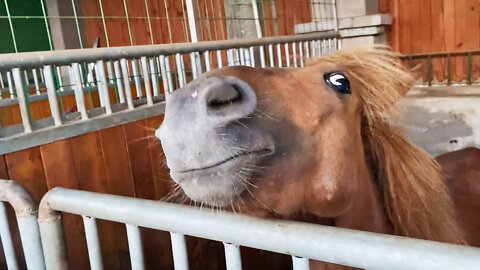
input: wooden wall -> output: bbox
[0,115,174,269]
[78,0,313,48]
[380,0,480,83]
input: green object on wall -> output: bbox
[0,0,51,53]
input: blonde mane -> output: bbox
[312,46,464,244]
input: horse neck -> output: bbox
[333,155,391,234]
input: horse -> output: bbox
[156,46,480,269]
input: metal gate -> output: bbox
[1,179,480,270]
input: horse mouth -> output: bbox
[172,148,273,176]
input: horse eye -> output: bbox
[324,72,351,95]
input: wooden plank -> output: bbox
[102,0,132,47]
[443,0,456,81]
[144,115,170,200]
[98,125,135,269]
[430,0,446,82]
[123,119,156,199]
[397,0,412,54]
[40,140,90,270]
[0,106,14,127]
[5,147,47,203]
[0,155,8,179]
[70,132,122,270]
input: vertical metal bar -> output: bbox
[165,56,174,92]
[54,66,64,93]
[216,50,223,68]
[106,61,119,104]
[268,45,274,67]
[40,0,53,50]
[176,54,186,88]
[427,55,432,86]
[113,61,126,103]
[120,59,134,110]
[122,0,134,45]
[141,57,154,106]
[126,224,145,270]
[0,73,4,90]
[163,0,173,43]
[44,65,63,126]
[0,202,19,270]
[249,47,255,67]
[277,44,282,67]
[98,0,110,47]
[223,243,242,270]
[95,60,112,114]
[285,43,290,67]
[185,0,199,42]
[159,55,170,94]
[7,71,15,99]
[205,51,211,72]
[82,216,104,270]
[239,48,246,66]
[190,53,198,79]
[270,0,279,36]
[467,52,472,85]
[293,42,298,67]
[144,0,154,44]
[251,0,263,38]
[39,211,68,270]
[234,49,241,65]
[408,55,413,69]
[16,214,46,270]
[23,70,29,95]
[170,232,189,270]
[447,54,451,85]
[71,0,84,48]
[3,0,17,52]
[259,46,266,68]
[292,256,309,270]
[305,42,310,59]
[12,68,32,133]
[131,59,143,98]
[227,50,234,66]
[71,63,89,120]
[149,58,160,96]
[33,69,40,95]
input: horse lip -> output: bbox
[172,148,273,174]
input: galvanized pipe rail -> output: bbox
[0,32,339,69]
[400,49,480,86]
[0,179,45,270]
[0,32,340,155]
[38,187,480,270]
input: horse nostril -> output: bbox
[206,83,242,110]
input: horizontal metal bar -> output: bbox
[40,188,480,270]
[0,32,340,70]
[0,100,165,155]
[400,49,480,59]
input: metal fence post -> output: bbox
[0,179,46,270]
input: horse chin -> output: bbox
[170,149,272,206]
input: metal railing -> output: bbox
[0,31,340,155]
[0,179,45,270]
[37,187,480,270]
[401,50,480,87]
